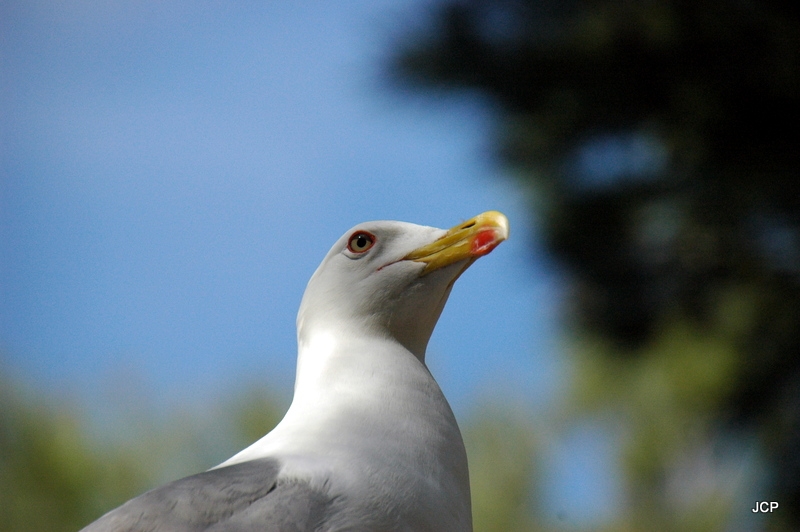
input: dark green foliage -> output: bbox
[393,0,800,528]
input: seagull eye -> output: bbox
[347,231,375,253]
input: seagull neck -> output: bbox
[297,314,428,360]
[293,324,427,397]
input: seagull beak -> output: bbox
[403,211,510,275]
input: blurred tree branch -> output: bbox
[392,0,800,529]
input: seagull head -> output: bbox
[297,211,509,360]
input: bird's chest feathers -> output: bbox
[293,332,459,453]
[282,334,470,529]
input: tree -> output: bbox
[392,0,800,529]
[0,378,148,532]
[0,372,285,531]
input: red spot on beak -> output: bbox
[471,229,501,257]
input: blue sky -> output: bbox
[1,1,560,415]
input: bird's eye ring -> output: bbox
[347,231,375,254]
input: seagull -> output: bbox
[81,210,509,532]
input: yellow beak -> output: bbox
[403,211,510,275]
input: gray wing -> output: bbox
[80,458,334,532]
